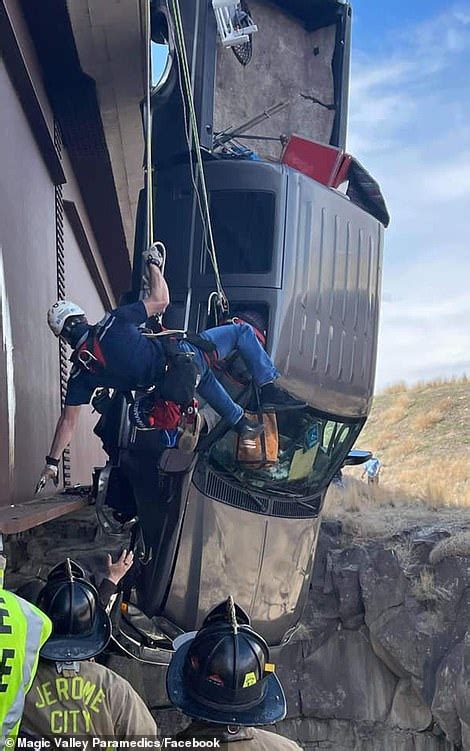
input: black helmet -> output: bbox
[166,597,286,726]
[37,559,111,661]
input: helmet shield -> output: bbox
[61,315,87,343]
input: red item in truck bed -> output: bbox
[281,134,351,188]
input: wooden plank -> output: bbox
[0,495,89,535]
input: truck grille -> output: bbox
[193,463,322,519]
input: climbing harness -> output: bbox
[142,328,218,364]
[71,315,114,374]
[128,327,217,432]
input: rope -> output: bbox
[142,0,167,320]
[144,0,154,248]
[169,0,229,316]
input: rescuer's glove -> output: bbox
[35,457,60,494]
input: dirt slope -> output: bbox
[349,378,470,506]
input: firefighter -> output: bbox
[36,248,305,492]
[166,597,301,750]
[16,552,134,614]
[21,559,157,739]
[0,554,52,748]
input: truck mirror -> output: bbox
[342,449,372,467]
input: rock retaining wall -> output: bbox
[272,521,461,749]
[7,510,470,749]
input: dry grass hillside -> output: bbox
[345,376,470,507]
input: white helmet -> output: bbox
[47,300,85,337]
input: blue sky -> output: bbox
[349,1,470,387]
[152,2,470,388]
[151,44,167,85]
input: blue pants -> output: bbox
[180,323,279,425]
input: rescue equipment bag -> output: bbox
[130,393,182,430]
[157,333,217,408]
[159,349,199,408]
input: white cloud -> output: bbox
[349,6,470,155]
[349,4,470,388]
[386,294,470,321]
[377,304,470,386]
[423,153,470,200]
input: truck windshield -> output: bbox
[209,408,363,497]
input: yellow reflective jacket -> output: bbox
[0,589,52,748]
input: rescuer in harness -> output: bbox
[166,597,301,750]
[36,248,305,491]
[21,559,157,739]
[0,550,52,748]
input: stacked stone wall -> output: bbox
[8,510,470,749]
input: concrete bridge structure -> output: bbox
[0,0,348,509]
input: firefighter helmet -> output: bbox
[37,558,111,661]
[166,597,286,726]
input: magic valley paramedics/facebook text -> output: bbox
[14,739,221,749]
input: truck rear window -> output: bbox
[208,190,275,274]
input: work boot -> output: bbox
[234,416,265,439]
[260,383,306,411]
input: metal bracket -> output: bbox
[56,661,81,674]
[212,0,258,48]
